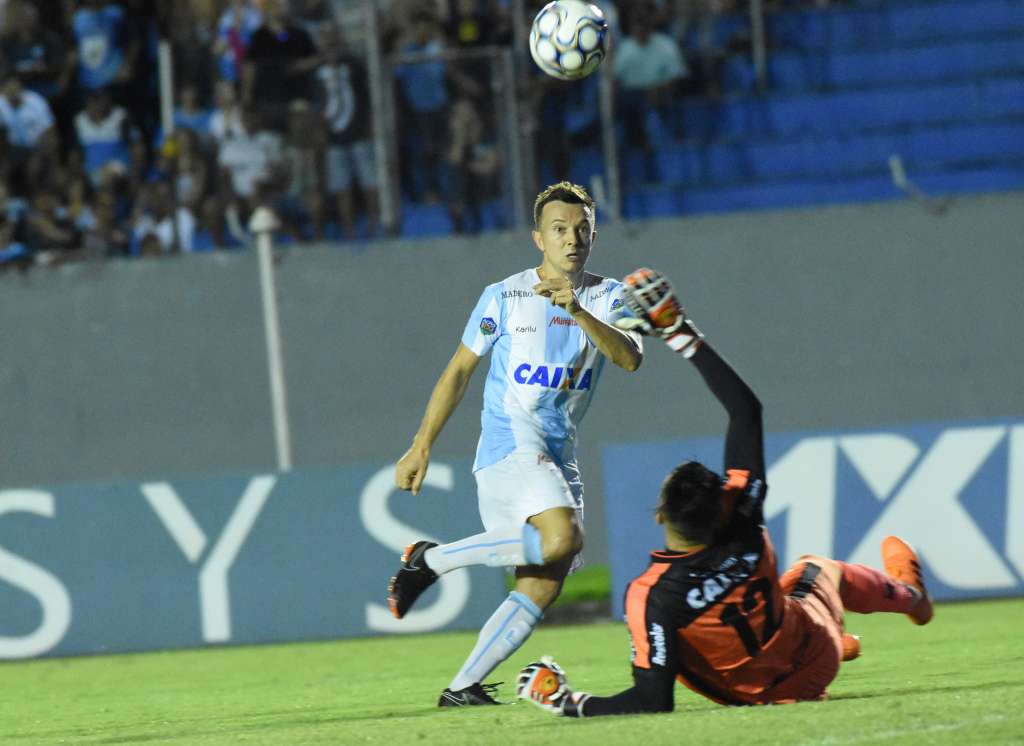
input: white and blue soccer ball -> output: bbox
[529,0,610,81]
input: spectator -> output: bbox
[668,0,742,97]
[167,128,208,215]
[613,2,689,168]
[0,178,30,265]
[63,160,96,233]
[174,82,213,140]
[445,96,500,234]
[393,13,449,202]
[213,0,262,84]
[118,2,160,103]
[131,180,195,253]
[216,107,283,234]
[136,231,161,257]
[440,2,499,105]
[0,71,59,195]
[316,23,378,239]
[70,0,139,97]
[168,2,213,103]
[0,0,70,100]
[242,0,319,131]
[24,188,79,256]
[209,79,245,145]
[278,98,324,240]
[81,187,129,257]
[444,0,512,48]
[533,73,600,183]
[292,0,333,37]
[74,87,137,186]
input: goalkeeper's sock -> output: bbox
[448,592,543,692]
[838,562,918,614]
[423,524,544,575]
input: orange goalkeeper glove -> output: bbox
[614,267,704,357]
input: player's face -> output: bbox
[532,201,596,276]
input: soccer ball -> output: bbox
[529,1,609,81]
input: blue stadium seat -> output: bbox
[760,38,1024,93]
[671,158,1024,217]
[190,230,216,253]
[568,146,605,188]
[400,203,454,239]
[619,1,1024,218]
[767,0,1024,51]
[686,78,1024,140]
[622,188,684,219]
[477,200,507,233]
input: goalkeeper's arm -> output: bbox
[689,342,764,480]
[615,267,764,480]
[563,667,676,717]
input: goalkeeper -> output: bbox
[518,268,934,717]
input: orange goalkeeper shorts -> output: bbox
[757,560,845,704]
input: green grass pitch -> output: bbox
[3,598,1022,745]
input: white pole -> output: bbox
[364,0,396,233]
[598,68,622,222]
[157,39,181,253]
[158,40,174,137]
[249,207,293,472]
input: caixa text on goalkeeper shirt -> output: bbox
[603,418,1024,614]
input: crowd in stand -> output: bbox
[0,0,832,267]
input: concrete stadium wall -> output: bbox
[3,190,1023,568]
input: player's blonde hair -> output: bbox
[533,181,596,228]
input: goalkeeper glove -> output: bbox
[516,656,590,717]
[613,267,704,357]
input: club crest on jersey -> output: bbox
[611,298,624,311]
[513,364,593,391]
[479,317,497,335]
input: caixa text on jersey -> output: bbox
[513,364,594,390]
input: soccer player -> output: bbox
[517,268,934,717]
[389,181,643,707]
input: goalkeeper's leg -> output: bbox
[837,536,934,625]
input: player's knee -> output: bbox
[541,529,582,564]
[516,576,563,609]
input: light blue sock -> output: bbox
[425,524,544,575]
[448,591,543,691]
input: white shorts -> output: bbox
[474,451,585,571]
[326,140,377,193]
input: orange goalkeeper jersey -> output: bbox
[625,469,821,705]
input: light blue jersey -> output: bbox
[73,6,126,91]
[461,268,633,472]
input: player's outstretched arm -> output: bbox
[395,343,481,495]
[573,306,644,371]
[534,276,643,371]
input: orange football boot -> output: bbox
[881,536,934,625]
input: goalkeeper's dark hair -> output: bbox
[657,461,722,546]
[533,181,595,228]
